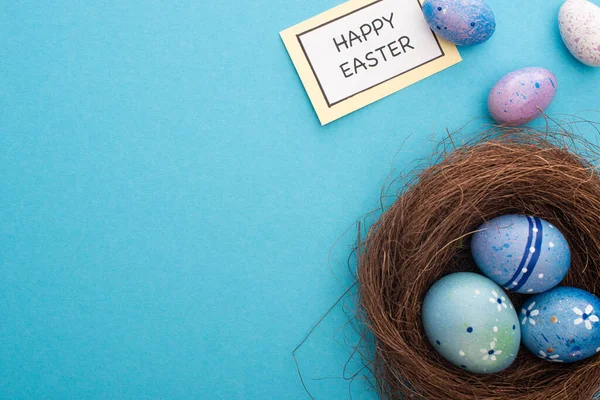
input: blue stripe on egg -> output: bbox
[501,215,534,288]
[512,217,544,292]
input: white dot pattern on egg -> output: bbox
[422,272,521,374]
[559,0,600,67]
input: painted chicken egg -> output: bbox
[487,67,558,126]
[471,214,570,294]
[559,0,600,67]
[521,287,600,363]
[422,0,496,46]
[422,272,521,373]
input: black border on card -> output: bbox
[296,0,445,108]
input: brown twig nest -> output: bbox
[358,125,600,400]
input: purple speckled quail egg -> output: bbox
[559,0,600,67]
[488,67,558,126]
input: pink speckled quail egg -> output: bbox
[559,0,600,67]
[488,67,558,126]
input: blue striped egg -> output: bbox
[521,287,600,363]
[471,214,570,294]
[422,272,521,373]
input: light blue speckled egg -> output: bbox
[521,287,600,363]
[471,214,570,294]
[422,0,496,46]
[422,272,521,373]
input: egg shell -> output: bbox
[422,0,496,46]
[487,67,558,126]
[471,214,570,294]
[521,287,600,363]
[559,0,600,67]
[422,272,521,373]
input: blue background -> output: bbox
[1,0,599,399]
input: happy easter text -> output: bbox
[333,13,415,78]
